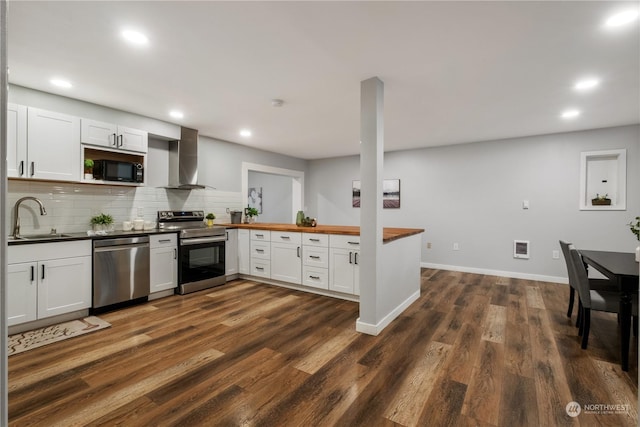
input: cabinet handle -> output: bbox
[30,265,34,282]
[174,248,177,259]
[30,162,35,177]
[41,265,45,280]
[297,247,301,258]
[158,239,171,243]
[118,134,123,147]
[19,160,24,176]
[349,252,353,264]
[280,235,290,239]
[112,133,117,146]
[348,241,359,245]
[256,266,264,271]
[309,275,320,280]
[226,231,229,241]
[309,238,320,242]
[255,248,264,253]
[354,253,359,265]
[255,233,264,237]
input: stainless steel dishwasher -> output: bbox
[93,236,150,308]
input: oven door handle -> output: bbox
[180,236,226,246]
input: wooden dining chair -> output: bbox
[559,240,617,324]
[568,247,638,349]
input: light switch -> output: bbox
[522,200,530,209]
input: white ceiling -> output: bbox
[7,1,640,160]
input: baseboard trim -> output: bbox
[421,262,567,284]
[356,289,420,336]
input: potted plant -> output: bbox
[84,159,94,180]
[206,212,216,227]
[244,207,259,223]
[90,213,114,232]
[629,216,640,262]
[591,193,611,206]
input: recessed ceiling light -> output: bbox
[50,78,72,89]
[240,129,252,137]
[121,29,149,45]
[561,109,581,119]
[169,110,184,119]
[574,78,600,91]
[604,10,639,28]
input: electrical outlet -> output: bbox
[453,243,459,251]
[552,250,559,259]
[427,242,432,249]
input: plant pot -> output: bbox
[84,173,94,180]
[591,198,611,206]
[636,246,639,263]
[207,219,214,227]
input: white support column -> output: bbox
[357,77,384,334]
[1,0,9,422]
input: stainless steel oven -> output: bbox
[179,234,226,294]
[158,210,227,295]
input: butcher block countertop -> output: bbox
[220,223,424,244]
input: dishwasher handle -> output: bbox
[94,242,150,253]
[94,236,149,248]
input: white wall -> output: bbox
[248,171,293,223]
[307,125,640,281]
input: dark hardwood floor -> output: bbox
[8,269,638,426]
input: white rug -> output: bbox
[8,316,111,356]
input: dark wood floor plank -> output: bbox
[461,340,505,425]
[499,371,539,427]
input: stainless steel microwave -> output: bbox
[93,159,144,183]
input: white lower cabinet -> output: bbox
[238,229,250,274]
[225,229,239,276]
[8,241,91,326]
[150,234,178,293]
[302,233,329,290]
[329,235,360,295]
[270,232,301,284]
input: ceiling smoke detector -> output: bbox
[271,99,284,107]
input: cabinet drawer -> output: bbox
[150,233,178,249]
[329,235,360,250]
[271,231,301,244]
[303,266,329,290]
[9,240,91,264]
[250,230,271,242]
[303,246,328,268]
[251,241,271,259]
[302,233,328,247]
[250,259,271,278]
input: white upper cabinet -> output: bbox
[81,118,148,153]
[6,103,27,178]
[27,108,81,182]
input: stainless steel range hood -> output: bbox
[166,126,205,190]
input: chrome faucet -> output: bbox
[12,197,47,238]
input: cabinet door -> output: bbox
[37,256,91,318]
[271,242,301,284]
[150,246,178,292]
[118,126,148,153]
[80,118,117,148]
[7,262,37,326]
[27,108,80,181]
[225,229,239,275]
[238,229,250,274]
[7,103,27,178]
[329,248,355,294]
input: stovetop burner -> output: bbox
[157,210,225,238]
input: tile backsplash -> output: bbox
[7,181,243,235]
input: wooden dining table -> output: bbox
[579,250,639,371]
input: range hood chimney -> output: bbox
[166,126,205,189]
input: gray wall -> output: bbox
[306,125,640,280]
[248,171,293,223]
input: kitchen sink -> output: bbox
[15,233,74,240]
